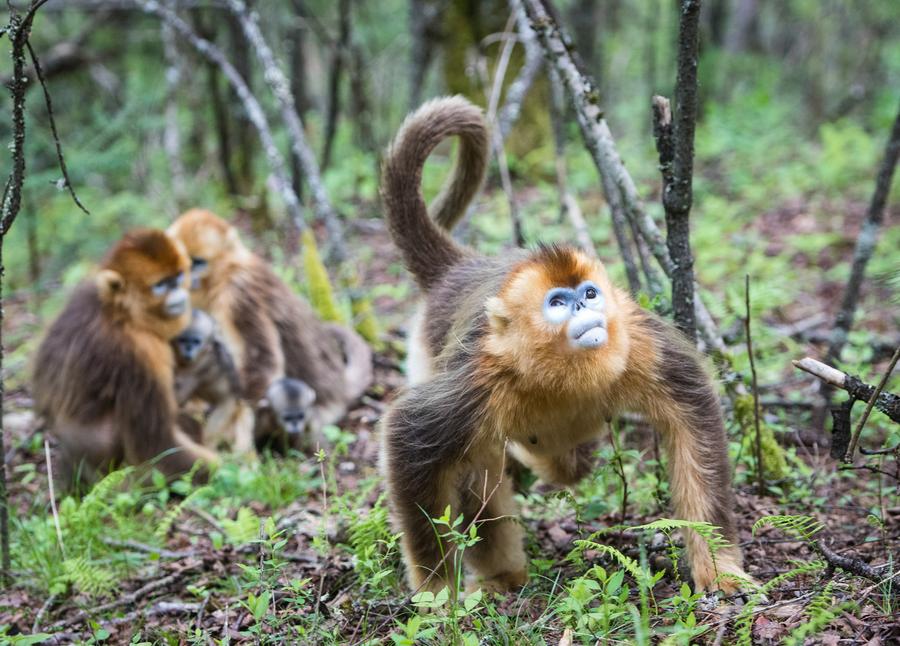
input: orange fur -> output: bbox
[381,97,747,597]
[33,229,217,489]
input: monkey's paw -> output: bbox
[691,554,755,596]
[468,567,528,594]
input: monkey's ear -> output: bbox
[96,269,125,302]
[485,296,510,332]
[225,227,242,250]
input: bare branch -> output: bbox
[744,275,765,494]
[224,0,346,262]
[825,101,900,364]
[25,39,90,215]
[793,356,900,425]
[497,0,544,143]
[480,11,525,247]
[816,540,884,583]
[845,344,900,461]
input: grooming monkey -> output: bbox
[171,309,255,454]
[254,377,317,452]
[32,229,218,488]
[380,97,749,595]
[167,209,373,440]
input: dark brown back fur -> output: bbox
[232,258,347,406]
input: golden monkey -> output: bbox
[32,229,218,489]
[167,210,373,440]
[171,309,255,455]
[379,96,749,595]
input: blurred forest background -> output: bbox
[1,0,899,643]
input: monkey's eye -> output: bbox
[585,287,598,300]
[191,257,208,270]
[549,296,567,308]
[151,280,169,297]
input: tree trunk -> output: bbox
[161,2,187,213]
[725,0,760,54]
[289,15,310,201]
[321,0,351,172]
[659,0,702,342]
[226,6,256,192]
[408,0,445,110]
[0,240,9,585]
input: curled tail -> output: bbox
[381,96,489,289]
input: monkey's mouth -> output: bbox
[568,314,608,349]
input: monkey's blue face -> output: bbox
[542,280,608,349]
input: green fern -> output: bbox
[632,518,731,555]
[60,556,118,597]
[574,541,654,587]
[752,514,823,543]
[784,583,856,646]
[733,560,827,646]
[154,485,211,541]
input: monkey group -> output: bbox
[33,212,372,489]
[32,94,750,597]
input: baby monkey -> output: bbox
[172,309,254,454]
[255,377,317,452]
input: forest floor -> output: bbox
[1,199,899,645]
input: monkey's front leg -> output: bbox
[640,334,750,592]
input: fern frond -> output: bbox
[61,556,118,597]
[733,560,827,646]
[574,541,655,587]
[632,518,731,554]
[785,583,855,646]
[154,485,211,541]
[752,514,823,543]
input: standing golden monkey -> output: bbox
[167,210,372,443]
[32,229,219,488]
[379,97,749,595]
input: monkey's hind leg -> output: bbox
[461,454,527,593]
[381,391,472,595]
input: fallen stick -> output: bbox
[793,356,900,424]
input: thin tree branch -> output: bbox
[845,344,900,461]
[824,101,900,365]
[497,0,544,143]
[744,275,765,494]
[320,0,350,173]
[481,11,525,247]
[224,0,346,262]
[25,39,90,215]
